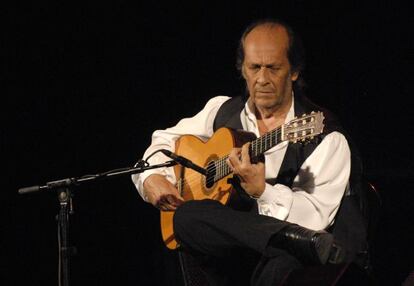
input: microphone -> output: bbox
[18,185,42,194]
[160,149,207,176]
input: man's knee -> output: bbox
[173,199,221,241]
[173,200,199,230]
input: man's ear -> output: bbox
[291,71,299,81]
[241,65,247,79]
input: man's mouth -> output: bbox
[256,91,274,95]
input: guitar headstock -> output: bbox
[283,111,325,143]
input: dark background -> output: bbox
[4,1,413,285]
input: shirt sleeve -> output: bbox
[131,96,231,201]
[256,131,351,231]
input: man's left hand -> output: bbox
[227,143,265,198]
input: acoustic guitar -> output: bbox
[161,111,325,249]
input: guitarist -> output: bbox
[132,19,366,285]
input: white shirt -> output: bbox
[132,96,351,231]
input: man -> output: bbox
[132,19,362,285]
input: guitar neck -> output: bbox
[212,126,283,182]
[250,126,283,159]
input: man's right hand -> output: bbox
[143,174,184,211]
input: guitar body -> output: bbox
[160,127,256,249]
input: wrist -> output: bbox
[248,186,265,199]
[249,193,261,200]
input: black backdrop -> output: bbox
[4,1,413,285]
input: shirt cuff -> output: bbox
[257,183,293,221]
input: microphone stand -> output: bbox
[18,160,178,286]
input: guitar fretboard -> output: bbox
[212,127,283,182]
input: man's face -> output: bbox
[242,25,298,111]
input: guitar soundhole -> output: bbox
[205,160,216,188]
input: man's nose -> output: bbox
[257,67,270,84]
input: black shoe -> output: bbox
[269,225,334,265]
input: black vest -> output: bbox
[213,95,368,265]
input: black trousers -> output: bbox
[173,200,303,286]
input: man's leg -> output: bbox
[173,199,286,257]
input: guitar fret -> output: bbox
[261,135,264,152]
[270,131,274,147]
[263,136,266,152]
[269,132,271,149]
[261,137,265,154]
[266,133,270,151]
[252,142,256,157]
[254,142,258,157]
